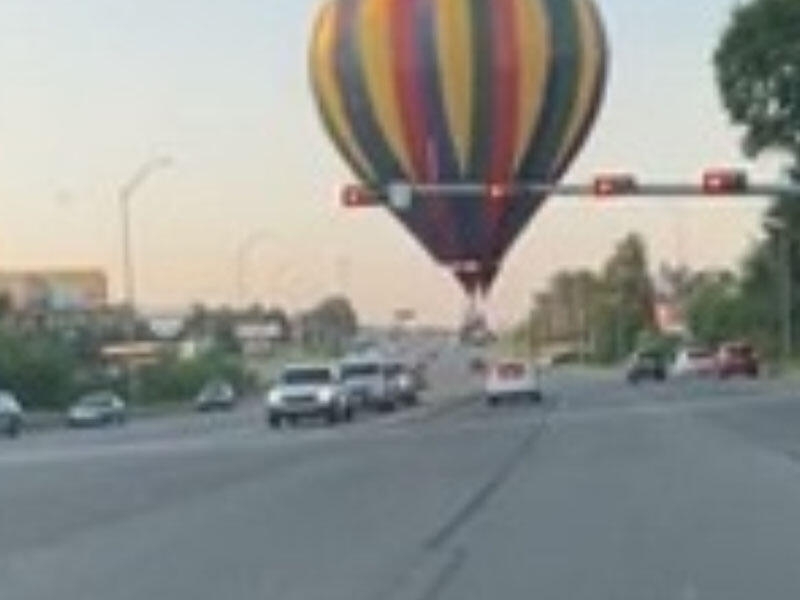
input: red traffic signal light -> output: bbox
[487,183,511,202]
[702,169,748,195]
[593,174,637,197]
[341,185,380,208]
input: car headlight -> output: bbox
[318,388,336,405]
[266,390,282,407]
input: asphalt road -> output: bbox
[3,352,800,599]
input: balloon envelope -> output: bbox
[310,0,608,295]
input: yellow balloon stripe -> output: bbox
[358,0,414,178]
[310,3,375,181]
[435,0,473,176]
[513,0,552,173]
[552,0,602,172]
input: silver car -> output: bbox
[68,391,127,428]
[0,392,23,438]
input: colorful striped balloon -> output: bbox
[310,0,608,295]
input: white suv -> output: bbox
[485,360,543,406]
[340,358,395,412]
[265,364,353,428]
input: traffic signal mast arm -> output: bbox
[340,170,800,209]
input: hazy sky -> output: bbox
[0,0,786,327]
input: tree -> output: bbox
[595,234,657,360]
[715,0,800,161]
[686,271,746,346]
[300,296,358,354]
[716,1,800,356]
[524,234,656,363]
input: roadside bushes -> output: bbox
[0,331,78,410]
[136,351,253,405]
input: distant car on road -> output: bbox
[485,360,543,406]
[340,358,395,412]
[470,356,487,375]
[717,342,760,379]
[67,391,127,428]
[265,364,353,428]
[385,362,420,406]
[671,347,718,378]
[195,379,237,412]
[626,351,667,384]
[0,392,23,438]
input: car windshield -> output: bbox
[281,368,332,385]
[385,364,404,377]
[201,381,229,396]
[78,394,114,408]
[341,363,381,379]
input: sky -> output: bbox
[0,0,787,328]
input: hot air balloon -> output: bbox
[310,0,609,298]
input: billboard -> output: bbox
[0,270,108,311]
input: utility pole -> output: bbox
[119,157,173,330]
[765,217,794,364]
[118,156,173,403]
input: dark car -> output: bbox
[195,380,237,412]
[385,362,420,406]
[717,343,759,379]
[627,351,667,384]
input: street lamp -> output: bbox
[765,217,794,362]
[119,156,174,327]
[236,230,275,307]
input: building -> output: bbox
[0,270,108,312]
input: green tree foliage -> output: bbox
[0,331,78,409]
[527,233,657,363]
[715,0,800,160]
[300,296,358,354]
[685,271,748,346]
[715,0,800,356]
[593,234,657,361]
[137,351,249,405]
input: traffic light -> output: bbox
[488,183,511,201]
[702,169,748,195]
[341,185,380,208]
[593,174,637,197]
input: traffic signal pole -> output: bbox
[340,170,800,210]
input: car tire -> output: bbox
[487,396,499,407]
[343,406,355,422]
[530,392,543,404]
[7,420,20,438]
[326,408,340,426]
[268,414,282,429]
